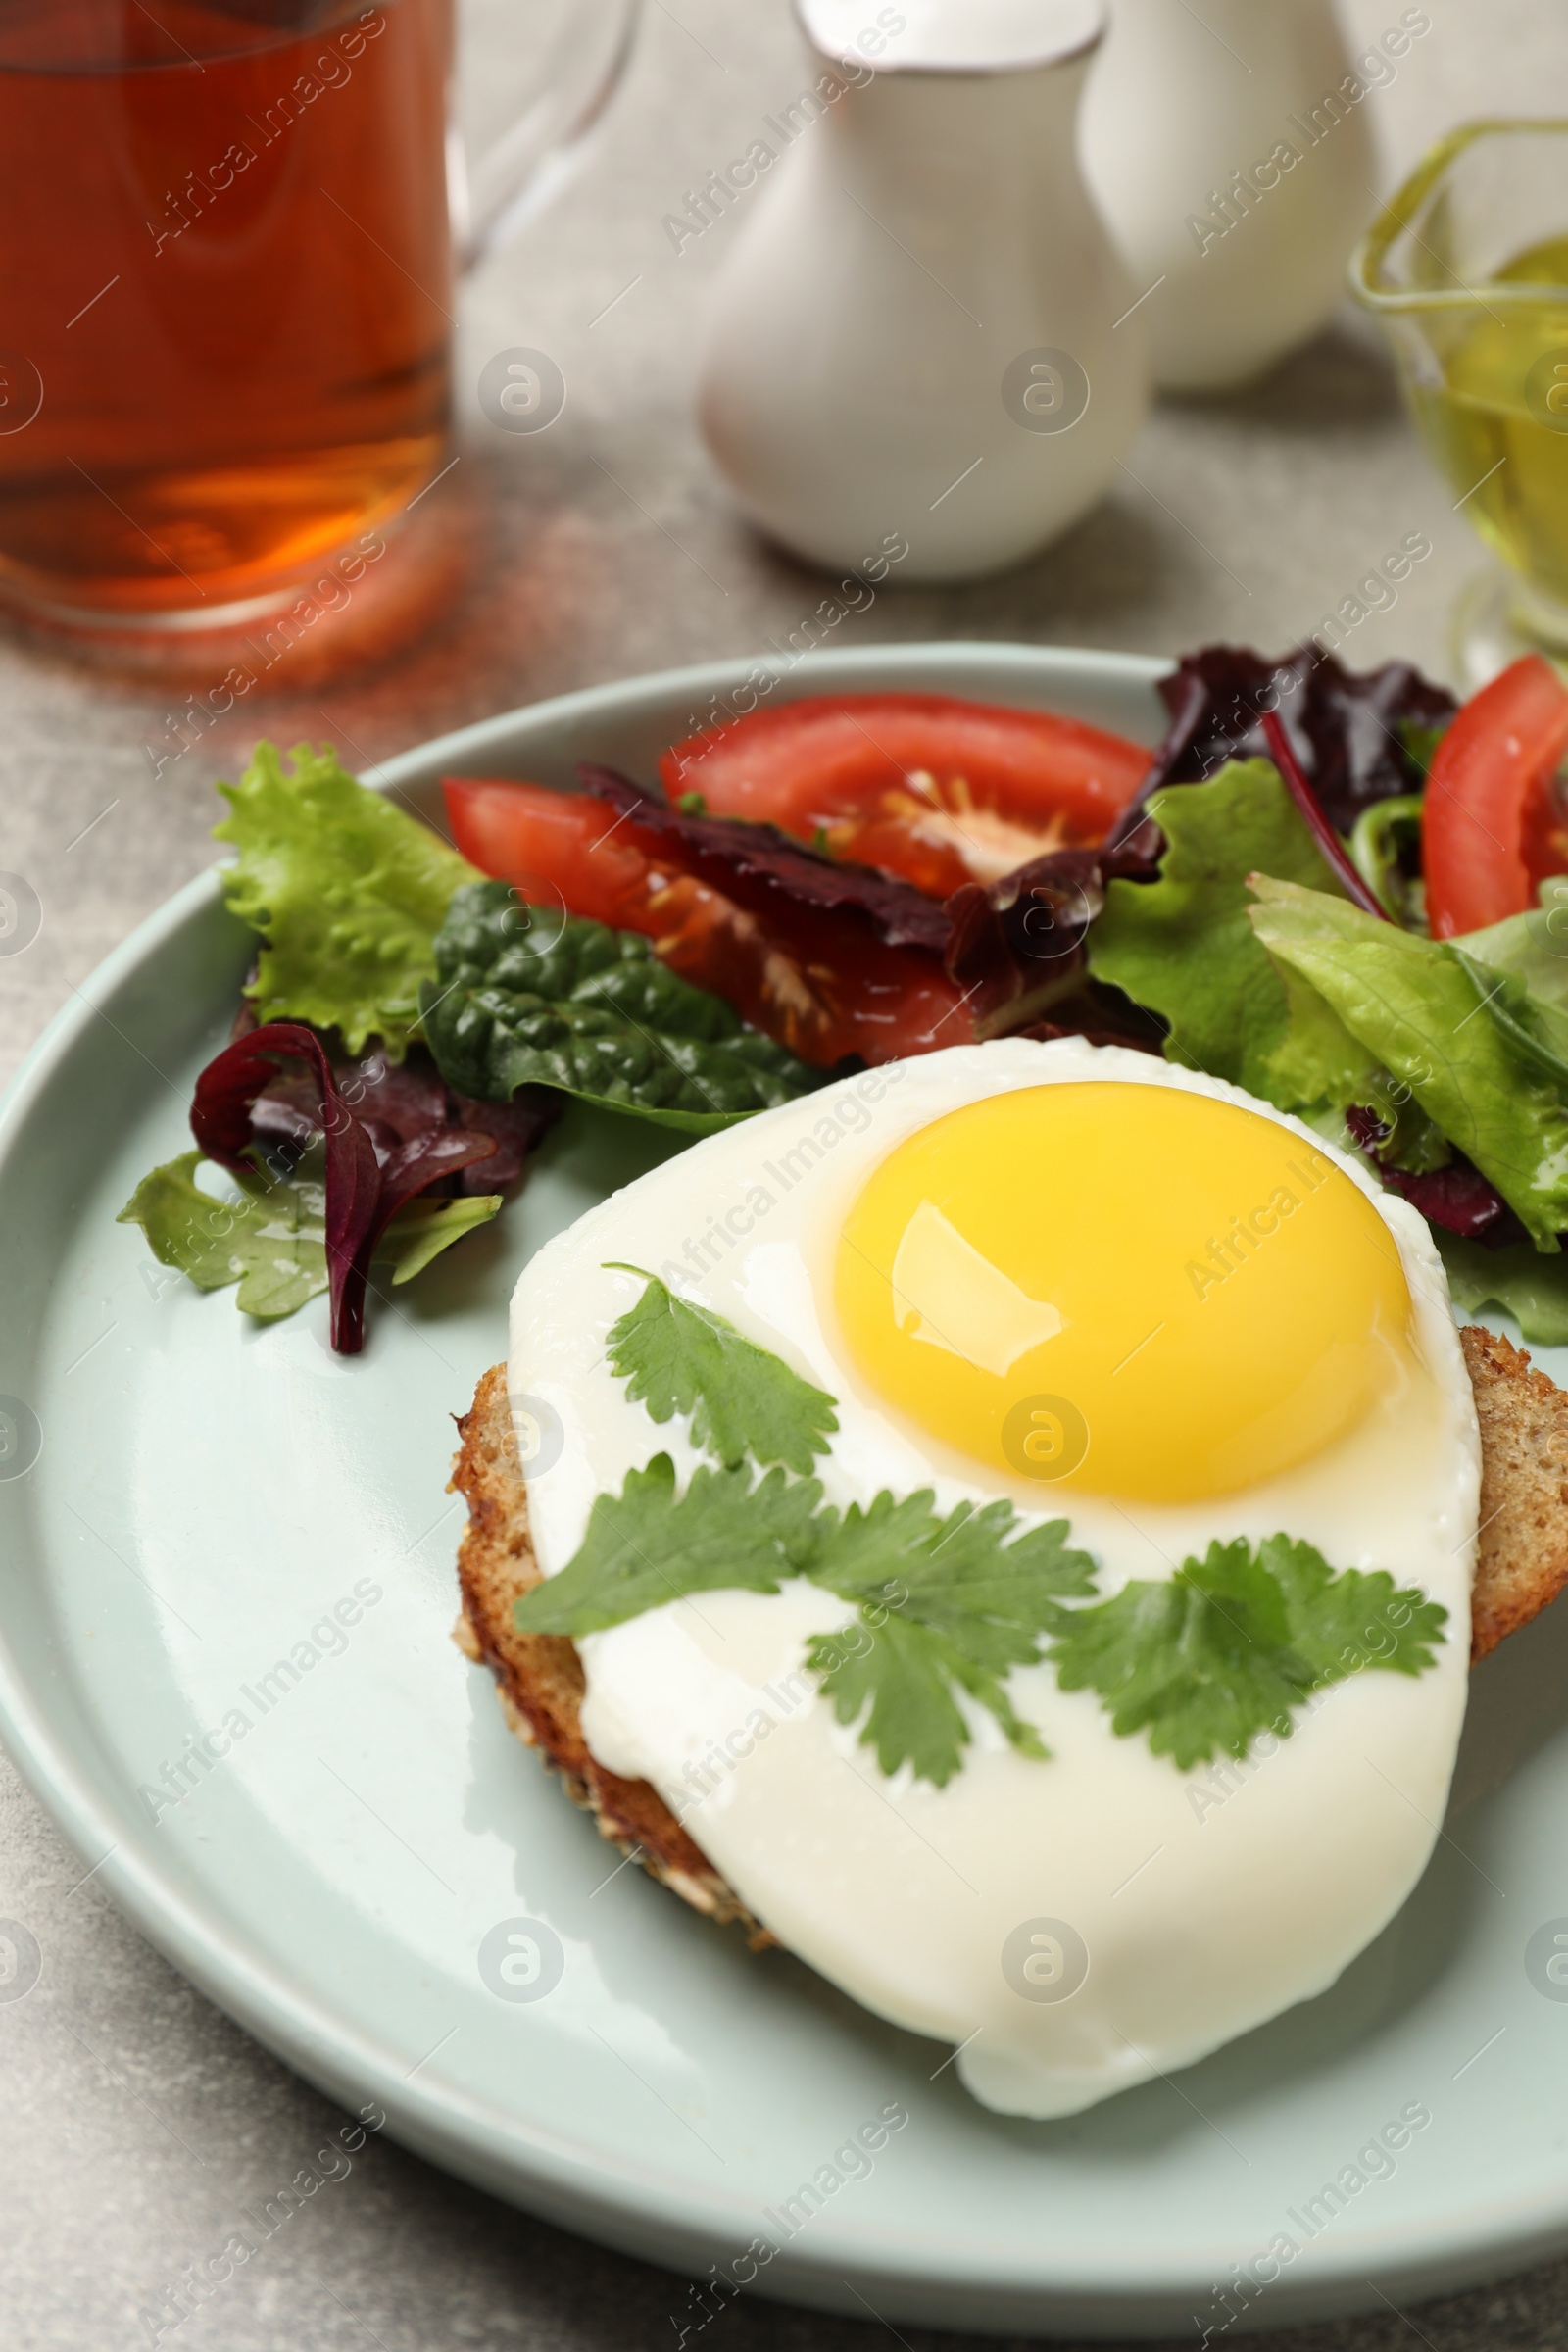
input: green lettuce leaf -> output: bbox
[1249,877,1568,1248]
[118,1151,501,1319]
[1436,1232,1568,1347]
[215,742,480,1059]
[1347,794,1426,929]
[1049,1534,1447,1770]
[375,1193,505,1285]
[605,1265,837,1472]
[1460,877,1568,1064]
[1087,761,1377,1114]
[119,1150,328,1319]
[420,880,824,1132]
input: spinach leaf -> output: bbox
[420,882,825,1132]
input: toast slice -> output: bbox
[453,1330,1568,1930]
[1461,1324,1568,1661]
[450,1361,765,1937]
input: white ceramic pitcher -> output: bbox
[697,0,1150,582]
[1079,0,1393,392]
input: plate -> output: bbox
[2,642,1566,2339]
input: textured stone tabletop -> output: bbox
[4,2,1568,2346]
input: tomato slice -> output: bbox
[443,776,969,1067]
[660,694,1150,897]
[1424,655,1568,937]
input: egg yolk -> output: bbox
[835,1083,1419,1503]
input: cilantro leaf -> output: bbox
[215,741,480,1060]
[1260,1535,1446,1687]
[118,1151,500,1321]
[506,1298,1445,1789]
[1087,760,1378,1116]
[604,1265,837,1472]
[807,1616,990,1791]
[419,882,825,1132]
[513,1455,823,1636]
[1049,1534,1446,1770]
[806,1492,1097,1786]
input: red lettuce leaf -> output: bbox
[191,1023,498,1352]
[1345,1104,1529,1248]
[235,1005,563,1199]
[945,839,1163,1040]
[575,762,951,955]
[1113,646,1455,845]
[576,762,1168,1053]
[313,1046,561,1193]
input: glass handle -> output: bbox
[451,0,643,271]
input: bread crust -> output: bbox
[450,1362,766,1937]
[453,1330,1568,1928]
[1461,1323,1568,1662]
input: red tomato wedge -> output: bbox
[443,775,969,1067]
[1425,655,1568,937]
[659,694,1151,898]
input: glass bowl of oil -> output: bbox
[1352,119,1568,685]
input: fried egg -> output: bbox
[510,1039,1478,2118]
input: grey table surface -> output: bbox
[4,2,1568,2347]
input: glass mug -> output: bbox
[0,0,638,655]
[1352,119,1568,687]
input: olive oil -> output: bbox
[1410,233,1568,615]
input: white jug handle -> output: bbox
[450,0,643,270]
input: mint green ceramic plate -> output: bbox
[2,644,1566,2338]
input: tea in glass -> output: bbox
[0,0,453,629]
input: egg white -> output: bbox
[509,1039,1478,2119]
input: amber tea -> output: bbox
[0,0,453,623]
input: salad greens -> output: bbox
[1128,644,1454,835]
[122,744,835,1348]
[419,881,825,1131]
[1437,1233,1568,1347]
[216,742,481,1059]
[119,1150,501,1321]
[1084,730,1568,1325]
[120,675,1568,1354]
[1348,794,1425,927]
[1462,877,1568,1062]
[1250,878,1568,1250]
[515,1273,1444,1788]
[1088,761,1377,1115]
